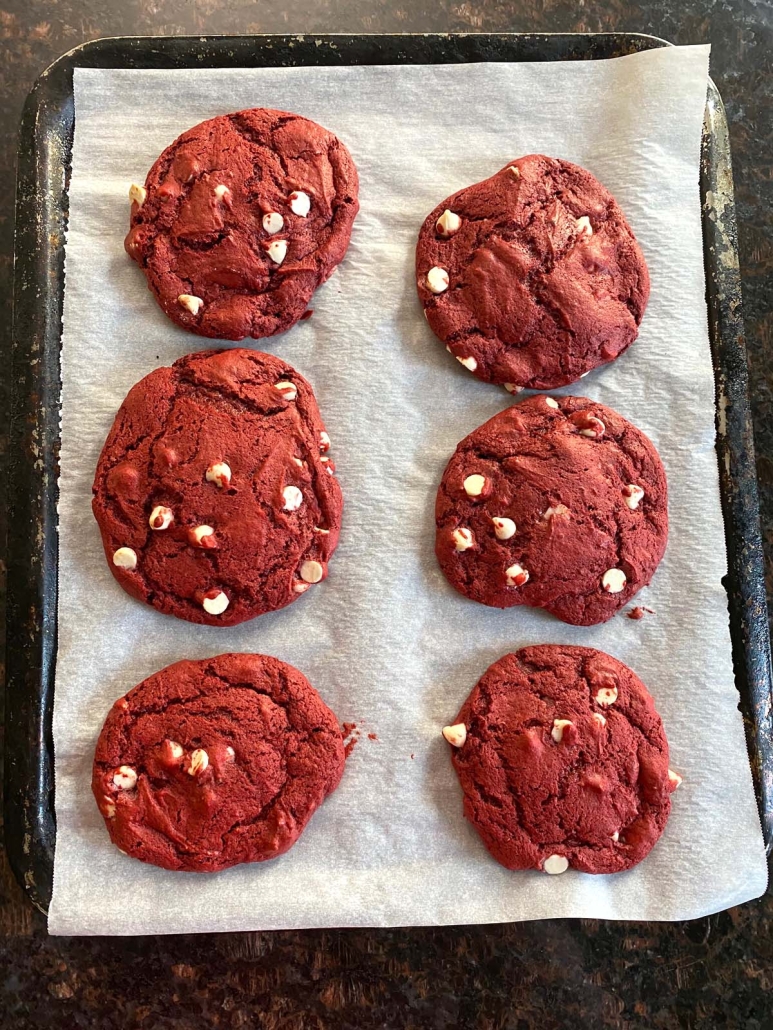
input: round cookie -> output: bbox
[93,348,342,626]
[435,394,667,625]
[93,654,345,871]
[443,645,679,875]
[125,108,359,340]
[416,155,650,389]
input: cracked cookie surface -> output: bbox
[435,394,667,625]
[446,645,676,874]
[93,348,342,626]
[125,108,359,340]
[93,653,345,872]
[416,155,649,389]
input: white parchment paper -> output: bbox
[49,44,768,935]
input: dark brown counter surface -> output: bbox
[1,2,772,1028]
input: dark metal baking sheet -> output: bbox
[7,32,771,915]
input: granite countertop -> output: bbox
[1,2,772,1026]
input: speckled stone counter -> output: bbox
[1,2,771,1027]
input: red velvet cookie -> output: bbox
[435,394,667,625]
[125,109,359,340]
[93,654,345,872]
[443,645,679,875]
[93,348,342,626]
[416,155,650,389]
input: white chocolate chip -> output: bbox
[186,749,209,776]
[623,484,645,510]
[602,568,626,594]
[505,563,529,588]
[226,746,235,760]
[300,560,324,584]
[112,547,137,570]
[456,355,478,372]
[543,854,569,875]
[551,719,574,743]
[463,474,487,498]
[149,505,173,530]
[544,397,559,409]
[611,831,620,842]
[262,211,284,234]
[508,166,521,179]
[592,712,607,728]
[189,525,215,547]
[571,411,606,438]
[452,527,474,551]
[292,458,304,467]
[668,769,683,790]
[442,723,467,747]
[266,240,288,265]
[129,183,147,207]
[282,485,303,512]
[426,266,449,294]
[580,422,605,438]
[579,370,590,378]
[288,190,311,216]
[504,383,523,394]
[113,766,137,791]
[436,209,462,236]
[178,294,204,316]
[103,797,116,819]
[206,462,231,488]
[314,526,330,535]
[274,380,297,401]
[595,686,619,706]
[492,517,516,540]
[293,581,311,594]
[166,740,184,760]
[202,590,229,616]
[543,504,570,520]
[214,184,231,201]
[576,215,593,237]
[319,431,331,453]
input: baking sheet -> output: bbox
[48,44,768,935]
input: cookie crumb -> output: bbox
[342,722,359,758]
[627,605,655,620]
